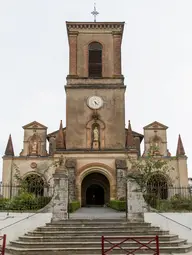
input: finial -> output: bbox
[176,134,185,157]
[5,134,14,156]
[126,120,136,150]
[91,2,99,22]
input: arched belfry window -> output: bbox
[88,42,102,78]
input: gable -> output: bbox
[143,121,168,130]
[22,121,47,130]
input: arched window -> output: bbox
[24,174,44,197]
[147,174,168,200]
[88,42,102,78]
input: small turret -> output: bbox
[176,134,185,156]
[126,120,136,150]
[4,134,14,156]
[56,120,66,149]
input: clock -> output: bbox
[87,96,103,110]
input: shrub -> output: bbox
[144,193,192,212]
[109,200,126,211]
[156,199,172,212]
[36,196,52,209]
[69,200,80,213]
[0,192,52,211]
[168,194,192,211]
[0,198,10,210]
[7,192,36,210]
[143,193,158,208]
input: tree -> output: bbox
[127,147,174,194]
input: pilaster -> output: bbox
[113,32,122,77]
[65,158,77,201]
[68,32,78,77]
[115,159,127,199]
[51,159,69,222]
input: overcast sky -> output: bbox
[0,0,192,179]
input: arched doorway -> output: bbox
[81,172,110,207]
[86,184,104,205]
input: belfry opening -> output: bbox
[81,172,110,207]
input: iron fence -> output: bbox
[141,185,192,211]
[146,184,192,199]
[0,184,54,211]
[0,183,192,212]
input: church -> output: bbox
[1,19,189,206]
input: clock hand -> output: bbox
[94,100,98,105]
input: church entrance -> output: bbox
[86,184,104,206]
[81,172,110,207]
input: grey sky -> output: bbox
[0,0,192,179]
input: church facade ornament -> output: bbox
[30,162,37,169]
[86,117,105,150]
[28,133,41,156]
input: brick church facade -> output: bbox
[2,21,189,206]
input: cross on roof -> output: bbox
[91,3,99,22]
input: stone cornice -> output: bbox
[2,156,51,160]
[66,22,124,34]
[65,85,126,90]
[55,149,128,154]
[66,77,124,87]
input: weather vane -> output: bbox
[91,3,99,22]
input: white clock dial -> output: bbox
[87,96,103,110]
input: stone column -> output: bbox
[127,179,147,222]
[65,158,76,202]
[113,32,122,77]
[68,32,78,77]
[115,159,127,200]
[51,162,69,222]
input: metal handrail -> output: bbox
[155,211,192,230]
[144,206,192,230]
[0,212,40,232]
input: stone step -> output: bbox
[46,222,151,227]
[28,229,169,236]
[6,244,192,255]
[6,216,192,254]
[65,218,126,222]
[19,234,179,242]
[10,239,187,248]
[36,226,160,231]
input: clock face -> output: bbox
[87,96,103,110]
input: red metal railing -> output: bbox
[101,235,159,255]
[0,235,6,255]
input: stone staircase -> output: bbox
[6,219,192,254]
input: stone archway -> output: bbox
[81,172,110,207]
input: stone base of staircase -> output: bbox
[6,219,192,254]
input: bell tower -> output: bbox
[65,21,126,150]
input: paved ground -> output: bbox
[69,207,126,219]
